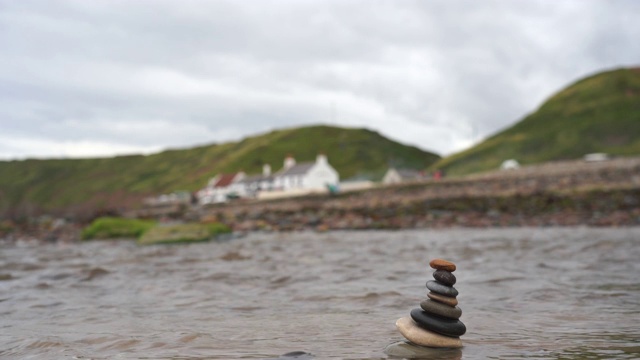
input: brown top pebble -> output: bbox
[429,259,456,272]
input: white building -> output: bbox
[500,159,520,170]
[273,154,339,191]
[584,153,609,162]
[196,155,340,202]
[238,164,274,198]
[196,172,246,204]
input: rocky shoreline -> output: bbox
[188,188,640,232]
[2,157,640,243]
[187,157,640,232]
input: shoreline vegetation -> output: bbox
[2,156,640,244]
[137,222,232,245]
[79,217,231,245]
[81,217,156,240]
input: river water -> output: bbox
[1,227,639,359]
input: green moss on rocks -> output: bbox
[81,217,156,240]
[137,222,231,245]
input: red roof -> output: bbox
[214,173,238,188]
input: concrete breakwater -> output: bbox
[189,157,640,231]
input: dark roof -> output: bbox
[215,173,239,188]
[276,162,314,176]
[238,174,272,184]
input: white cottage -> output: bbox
[500,159,520,170]
[273,154,339,191]
[237,164,275,198]
[196,172,246,204]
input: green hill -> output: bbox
[0,125,439,219]
[432,67,640,175]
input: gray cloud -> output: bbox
[1,0,638,159]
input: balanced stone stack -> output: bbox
[395,258,466,348]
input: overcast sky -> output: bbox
[1,0,638,160]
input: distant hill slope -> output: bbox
[0,125,439,218]
[432,67,640,176]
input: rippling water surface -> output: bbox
[1,227,639,359]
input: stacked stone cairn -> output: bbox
[395,258,466,348]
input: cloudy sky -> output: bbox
[1,0,638,160]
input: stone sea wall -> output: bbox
[189,157,640,231]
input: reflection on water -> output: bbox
[1,227,639,359]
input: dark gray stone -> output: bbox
[410,308,466,337]
[426,280,458,297]
[433,269,456,286]
[420,299,462,319]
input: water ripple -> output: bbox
[1,227,639,359]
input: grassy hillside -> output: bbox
[432,67,640,175]
[0,125,439,218]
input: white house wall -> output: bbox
[227,182,247,197]
[198,188,228,204]
[277,175,304,190]
[303,163,339,190]
[382,169,401,184]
